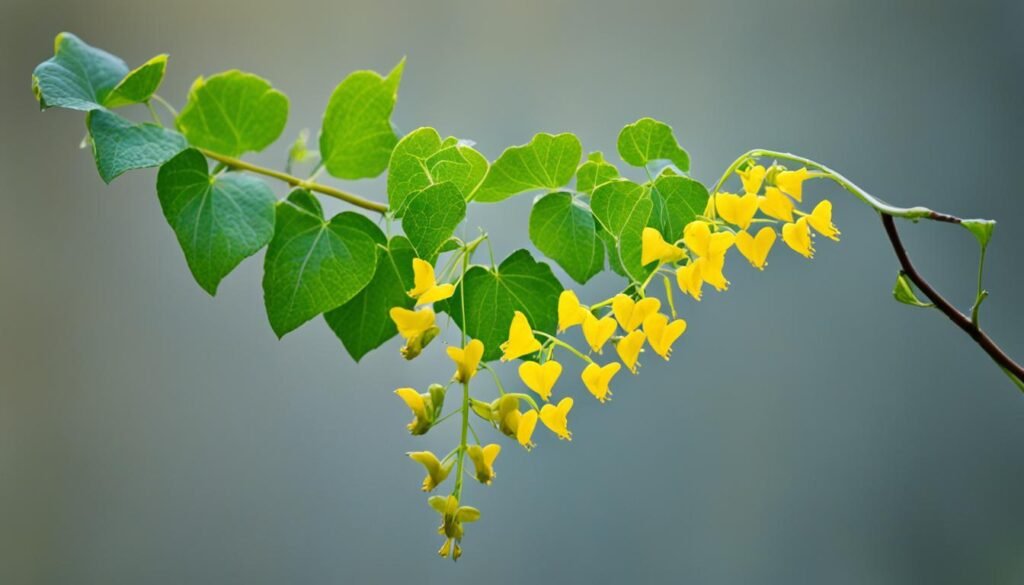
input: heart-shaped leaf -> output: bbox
[88,109,187,183]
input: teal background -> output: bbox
[2,0,1023,582]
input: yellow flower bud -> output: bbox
[517,409,539,450]
[581,362,622,402]
[611,294,661,332]
[395,387,434,435]
[539,397,573,440]
[615,330,646,374]
[774,167,811,202]
[390,307,440,359]
[447,339,484,383]
[758,187,794,222]
[807,200,840,241]
[581,313,617,353]
[408,451,452,491]
[408,258,455,305]
[642,312,687,360]
[641,227,685,266]
[782,216,814,258]
[500,311,542,361]
[715,192,759,231]
[558,290,589,332]
[735,226,776,270]
[737,164,767,194]
[675,261,703,301]
[466,443,501,485]
[518,359,562,401]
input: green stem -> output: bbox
[145,101,162,126]
[453,245,471,501]
[479,361,506,395]
[533,330,595,364]
[151,93,179,118]
[971,245,988,326]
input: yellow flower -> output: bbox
[696,256,729,291]
[493,395,539,450]
[408,451,452,492]
[558,290,589,332]
[518,360,562,401]
[581,313,617,353]
[641,227,685,266]
[715,192,759,231]
[675,261,703,301]
[642,313,687,360]
[582,362,622,402]
[735,226,777,270]
[738,164,767,194]
[390,307,440,359]
[758,187,794,222]
[395,387,433,435]
[539,397,573,440]
[466,443,501,485]
[806,200,840,241]
[499,311,542,361]
[430,495,480,560]
[775,167,811,202]
[615,331,646,374]
[683,220,735,260]
[447,339,484,383]
[407,258,455,305]
[611,294,661,332]
[516,410,538,450]
[782,216,814,258]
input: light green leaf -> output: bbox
[325,235,416,361]
[87,109,187,183]
[175,70,289,157]
[591,179,654,282]
[32,32,129,111]
[263,190,379,337]
[156,148,277,295]
[320,59,405,180]
[617,117,690,171]
[893,272,933,308]
[652,174,709,239]
[599,228,627,278]
[387,127,488,213]
[401,182,467,261]
[575,151,620,195]
[962,219,996,249]
[104,54,167,108]
[472,132,582,202]
[444,249,563,362]
[528,192,603,284]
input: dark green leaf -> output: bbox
[652,174,709,239]
[473,132,581,202]
[617,117,689,171]
[32,32,129,111]
[320,59,405,179]
[176,70,289,157]
[575,151,619,194]
[87,109,187,183]
[104,54,167,108]
[156,148,277,294]
[444,250,563,362]
[262,190,378,337]
[401,182,467,261]
[325,236,416,361]
[528,192,603,284]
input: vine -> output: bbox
[31,32,1023,559]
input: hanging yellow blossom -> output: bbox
[466,443,501,485]
[782,216,814,258]
[611,294,661,332]
[683,221,736,260]
[558,290,590,332]
[518,360,562,401]
[539,397,573,440]
[390,307,441,359]
[696,256,729,291]
[715,192,759,231]
[615,330,646,373]
[581,362,622,402]
[395,387,433,435]
[641,227,685,266]
[642,313,687,359]
[499,311,542,361]
[517,410,538,449]
[581,313,617,353]
[735,226,777,270]
[408,258,455,305]
[759,186,795,222]
[447,339,484,383]
[775,167,811,202]
[408,451,453,492]
[431,495,480,560]
[807,200,840,241]
[738,164,767,194]
[675,261,703,301]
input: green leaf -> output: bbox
[86,109,187,183]
[962,219,996,249]
[893,272,933,308]
[528,192,603,284]
[320,59,405,180]
[156,148,277,294]
[325,235,416,361]
[387,127,488,213]
[591,179,653,282]
[175,70,289,158]
[32,32,129,111]
[400,182,467,261]
[652,174,709,239]
[263,190,378,337]
[599,228,627,277]
[104,54,167,108]
[575,151,620,195]
[617,117,689,171]
[472,132,582,202]
[444,249,563,362]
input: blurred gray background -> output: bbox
[2,0,1023,583]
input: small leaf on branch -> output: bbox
[575,151,620,195]
[103,54,168,108]
[528,192,603,284]
[176,70,289,157]
[263,190,378,337]
[32,32,130,111]
[652,174,709,239]
[87,109,187,183]
[401,182,467,262]
[962,219,996,249]
[472,132,582,202]
[443,250,563,362]
[388,127,487,213]
[617,117,690,171]
[156,148,277,294]
[320,59,405,180]
[892,272,933,308]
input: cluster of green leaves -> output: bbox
[32,32,708,364]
